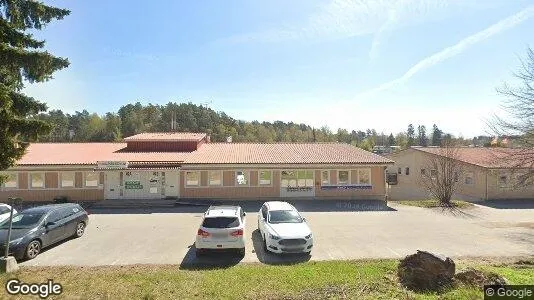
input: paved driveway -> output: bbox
[20,200,534,267]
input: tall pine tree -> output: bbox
[407,124,415,147]
[0,0,70,180]
[431,124,443,146]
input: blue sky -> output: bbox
[25,0,534,137]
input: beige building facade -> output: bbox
[386,147,534,201]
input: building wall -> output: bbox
[1,165,389,201]
[386,149,534,201]
[386,149,488,200]
[486,169,534,199]
[0,170,105,202]
[180,166,387,200]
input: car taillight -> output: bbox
[231,229,243,237]
[197,229,210,237]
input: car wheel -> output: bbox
[25,240,41,260]
[74,222,86,238]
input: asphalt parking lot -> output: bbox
[20,200,534,267]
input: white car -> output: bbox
[258,201,313,254]
[0,203,17,224]
[195,205,246,256]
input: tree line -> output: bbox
[35,101,489,151]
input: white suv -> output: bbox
[195,206,246,256]
[258,201,313,254]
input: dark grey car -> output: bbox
[0,203,89,260]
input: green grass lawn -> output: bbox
[1,258,532,299]
[395,199,475,209]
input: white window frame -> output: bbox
[29,172,45,189]
[85,172,99,187]
[337,170,350,185]
[235,170,249,186]
[464,172,474,185]
[258,170,272,186]
[185,171,200,187]
[208,171,222,186]
[321,170,330,185]
[1,173,18,189]
[357,168,372,185]
[60,172,75,188]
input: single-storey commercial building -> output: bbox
[0,133,394,202]
[386,147,534,201]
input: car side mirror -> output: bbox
[243,212,246,216]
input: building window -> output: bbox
[430,169,438,179]
[464,172,474,185]
[236,171,248,185]
[208,171,222,186]
[405,167,410,175]
[421,168,426,176]
[297,170,314,187]
[338,170,350,185]
[30,173,44,188]
[1,173,17,188]
[61,172,75,188]
[321,170,330,185]
[282,170,314,187]
[357,169,371,184]
[85,172,99,187]
[397,167,402,175]
[185,171,200,186]
[498,174,508,188]
[281,171,297,187]
[259,171,272,185]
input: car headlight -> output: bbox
[305,233,313,239]
[268,233,281,240]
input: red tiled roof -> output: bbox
[413,147,534,169]
[16,143,189,165]
[15,142,393,166]
[184,143,393,164]
[123,132,206,141]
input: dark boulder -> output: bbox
[398,250,455,292]
[455,268,507,287]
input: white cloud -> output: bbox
[353,4,534,100]
[217,0,502,45]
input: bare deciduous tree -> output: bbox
[490,47,534,186]
[419,141,464,206]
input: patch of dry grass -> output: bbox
[1,258,532,299]
[396,200,474,209]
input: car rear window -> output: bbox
[202,217,239,228]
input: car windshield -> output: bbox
[0,206,11,214]
[268,210,303,224]
[202,217,240,228]
[0,212,44,229]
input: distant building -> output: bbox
[372,145,401,155]
[385,147,534,201]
